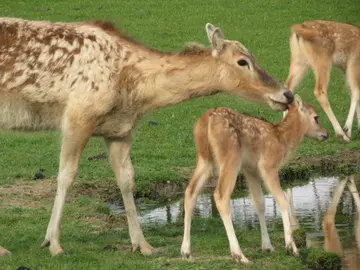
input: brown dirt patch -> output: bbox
[0,179,120,208]
[0,179,56,208]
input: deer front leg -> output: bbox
[41,116,93,256]
[260,167,298,256]
[244,169,274,252]
[105,136,153,255]
[214,158,250,264]
[343,62,360,139]
[313,64,350,143]
[356,102,360,134]
[181,158,213,260]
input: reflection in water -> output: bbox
[108,177,343,228]
[108,176,358,231]
[310,175,360,270]
[107,175,360,268]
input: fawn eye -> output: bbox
[314,116,319,124]
[237,59,248,67]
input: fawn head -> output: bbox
[293,95,328,141]
[205,23,293,111]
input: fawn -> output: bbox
[181,95,328,263]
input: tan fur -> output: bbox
[0,18,294,256]
[181,95,328,263]
[284,20,360,143]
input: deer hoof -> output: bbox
[262,246,275,253]
[337,133,351,143]
[181,252,194,261]
[343,126,352,139]
[49,244,66,256]
[232,253,251,264]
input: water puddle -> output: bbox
[108,174,360,267]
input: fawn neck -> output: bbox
[275,106,305,152]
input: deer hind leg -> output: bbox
[181,157,213,259]
[343,61,360,139]
[214,156,250,263]
[285,188,300,231]
[312,62,350,142]
[283,33,310,118]
[41,115,93,256]
[259,166,298,256]
[105,136,153,255]
[244,169,274,252]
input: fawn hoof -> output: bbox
[232,253,251,264]
[0,246,11,256]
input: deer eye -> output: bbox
[237,59,248,67]
[314,116,319,124]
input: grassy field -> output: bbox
[0,0,359,269]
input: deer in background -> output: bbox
[0,18,294,256]
[284,20,360,143]
[181,95,328,263]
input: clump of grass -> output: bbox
[280,165,311,183]
[305,248,342,270]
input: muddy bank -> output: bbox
[140,150,360,200]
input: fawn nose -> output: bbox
[283,91,294,104]
[321,132,329,141]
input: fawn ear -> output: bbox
[294,94,305,111]
[205,23,225,57]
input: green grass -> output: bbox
[0,0,359,268]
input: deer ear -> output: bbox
[294,94,305,111]
[205,23,225,57]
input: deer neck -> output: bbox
[137,51,222,112]
[275,107,306,153]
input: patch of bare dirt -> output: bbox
[0,179,56,208]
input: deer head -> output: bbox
[206,23,293,111]
[293,95,328,141]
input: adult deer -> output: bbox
[0,18,293,256]
[284,20,360,143]
[181,95,328,263]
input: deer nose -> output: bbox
[283,91,294,104]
